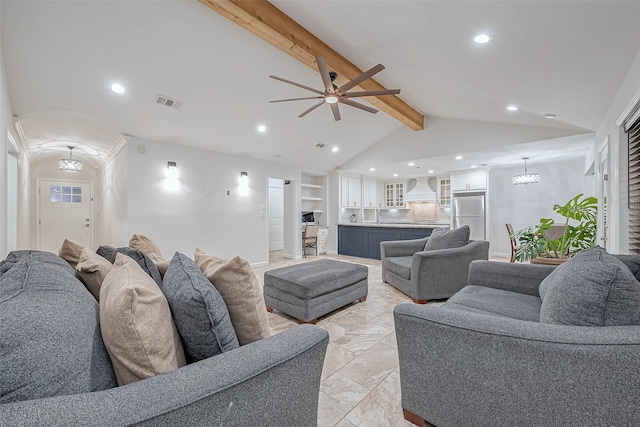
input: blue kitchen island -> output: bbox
[338,223,449,260]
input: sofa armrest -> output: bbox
[0,325,329,427]
[394,304,640,426]
[380,237,429,258]
[410,240,489,299]
[468,260,556,297]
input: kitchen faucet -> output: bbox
[377,210,383,224]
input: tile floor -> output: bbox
[252,252,449,427]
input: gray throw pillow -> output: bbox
[539,246,640,326]
[424,225,470,251]
[97,245,162,286]
[161,252,239,362]
[0,257,117,403]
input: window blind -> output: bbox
[628,114,640,253]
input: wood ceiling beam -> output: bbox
[197,0,424,131]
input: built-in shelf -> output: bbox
[301,183,323,189]
[301,172,328,229]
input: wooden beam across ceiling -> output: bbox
[197,0,425,131]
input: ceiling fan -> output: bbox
[269,56,401,121]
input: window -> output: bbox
[50,185,82,203]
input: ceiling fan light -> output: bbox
[325,95,338,104]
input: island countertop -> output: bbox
[337,222,451,229]
[337,223,449,259]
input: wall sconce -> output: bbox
[166,161,178,180]
[238,171,250,196]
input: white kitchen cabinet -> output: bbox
[340,175,362,207]
[362,179,381,208]
[439,178,451,206]
[317,228,328,254]
[451,171,487,192]
[385,182,405,207]
[376,182,385,208]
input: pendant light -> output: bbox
[512,157,539,185]
[59,146,83,173]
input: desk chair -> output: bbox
[505,223,519,263]
[302,224,319,258]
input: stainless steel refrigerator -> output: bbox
[452,192,486,240]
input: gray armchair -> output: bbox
[380,236,489,303]
[394,259,640,427]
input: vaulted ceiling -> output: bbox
[3,1,640,177]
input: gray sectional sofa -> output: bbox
[0,250,329,426]
[394,248,640,426]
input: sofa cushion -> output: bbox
[0,257,117,403]
[100,253,186,385]
[384,256,413,280]
[128,233,162,256]
[445,285,542,322]
[194,249,272,345]
[614,254,640,282]
[162,252,239,361]
[128,233,170,277]
[75,247,113,301]
[424,226,470,251]
[58,238,85,269]
[97,245,162,286]
[539,247,640,326]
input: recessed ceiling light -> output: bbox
[471,165,478,168]
[408,162,415,166]
[369,167,376,172]
[474,34,491,44]
[455,155,463,160]
[111,83,125,94]
[393,173,398,177]
[506,105,518,111]
[257,124,267,132]
[325,95,338,104]
[428,170,434,174]
[544,113,557,119]
[332,146,339,152]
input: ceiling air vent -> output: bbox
[154,94,183,110]
[316,143,325,148]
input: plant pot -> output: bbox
[530,257,568,265]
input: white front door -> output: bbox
[38,180,92,252]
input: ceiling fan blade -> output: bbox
[330,102,341,121]
[270,96,324,103]
[337,64,385,94]
[339,98,378,114]
[269,75,324,95]
[298,101,325,118]
[315,57,334,93]
[341,89,401,98]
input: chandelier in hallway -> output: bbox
[59,146,83,173]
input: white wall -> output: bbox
[125,138,300,265]
[595,47,640,254]
[488,157,595,258]
[96,145,128,248]
[0,32,9,257]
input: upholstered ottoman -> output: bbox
[264,259,368,324]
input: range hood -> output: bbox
[404,178,436,202]
[404,178,437,202]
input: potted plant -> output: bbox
[511,193,597,263]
